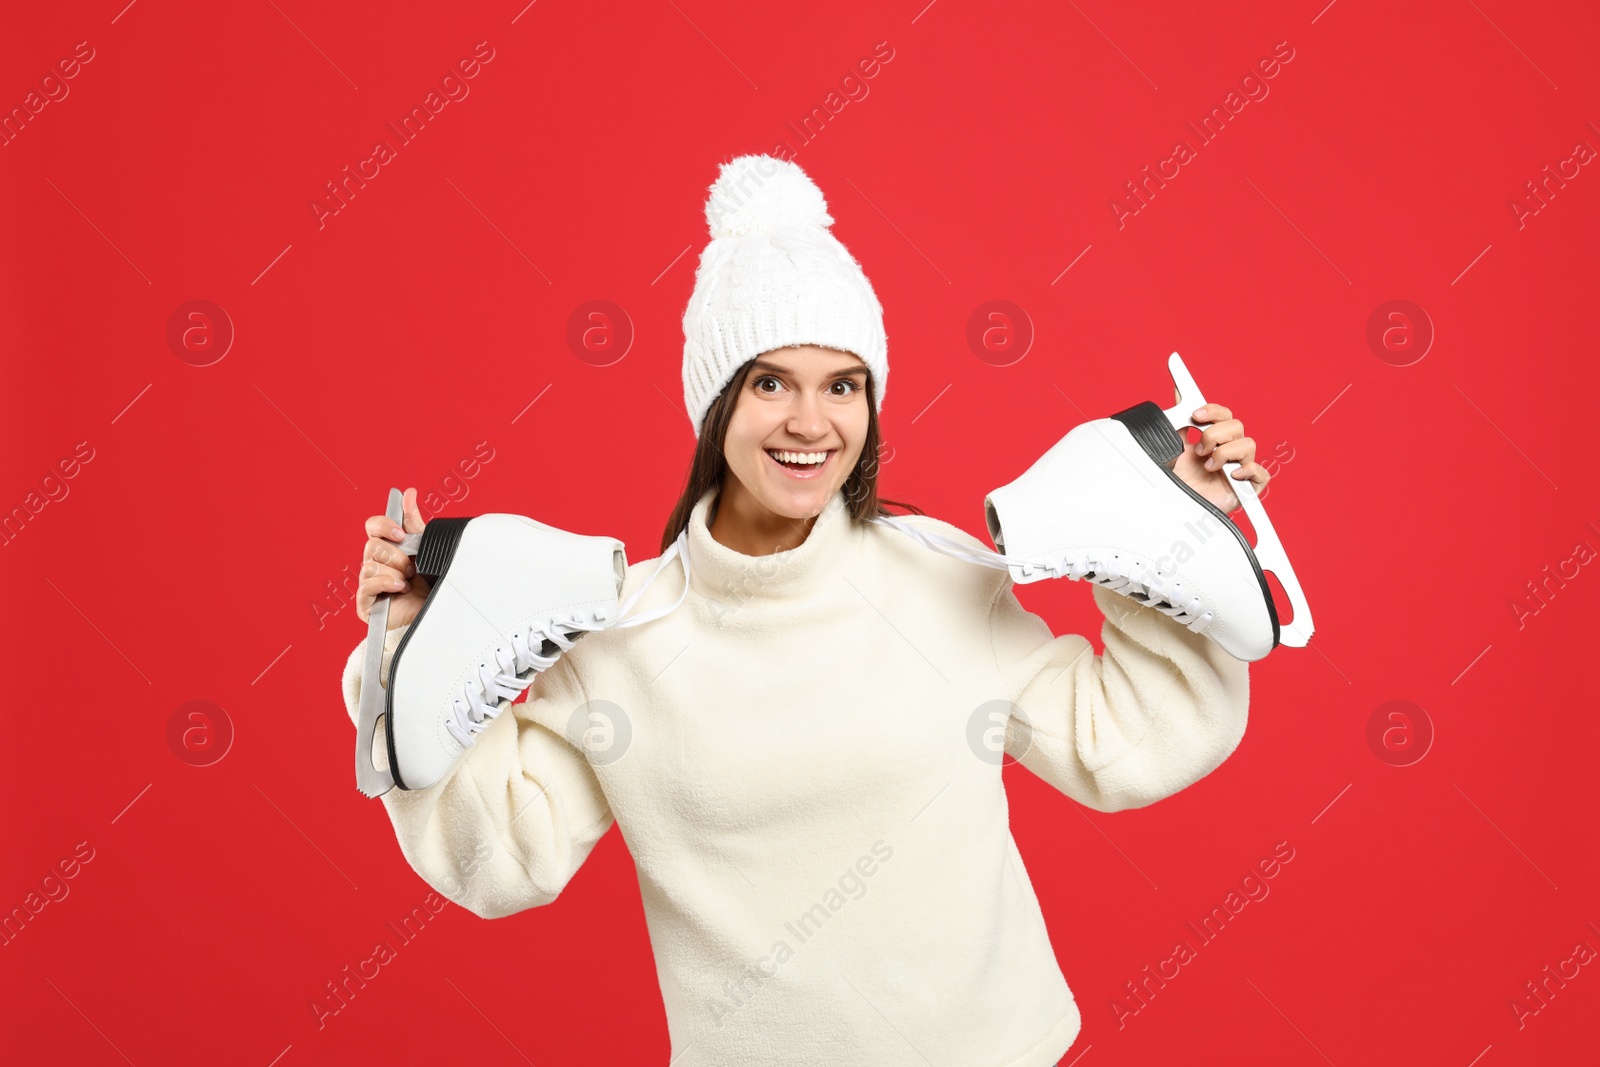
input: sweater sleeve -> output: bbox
[987,578,1250,813]
[339,624,614,918]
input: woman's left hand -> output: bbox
[1172,402,1269,513]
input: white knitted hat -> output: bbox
[681,154,888,438]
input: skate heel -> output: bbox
[414,517,471,578]
[1108,392,1280,650]
[384,515,483,790]
[1110,401,1185,468]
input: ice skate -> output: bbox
[873,353,1314,662]
[356,489,690,797]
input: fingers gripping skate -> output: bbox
[1160,352,1315,648]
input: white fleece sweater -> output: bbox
[339,485,1250,1066]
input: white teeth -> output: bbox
[768,450,829,465]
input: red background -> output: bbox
[4,1,1597,1064]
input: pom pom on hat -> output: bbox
[681,154,889,438]
[704,155,835,238]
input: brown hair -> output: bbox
[660,356,923,553]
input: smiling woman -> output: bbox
[665,343,918,558]
[343,153,1254,1067]
[664,151,923,555]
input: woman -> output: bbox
[341,156,1266,1066]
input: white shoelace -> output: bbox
[872,515,1215,635]
[444,529,695,748]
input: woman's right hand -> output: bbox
[357,487,432,631]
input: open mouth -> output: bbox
[766,448,834,479]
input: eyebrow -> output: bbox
[751,360,869,379]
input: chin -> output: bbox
[759,483,836,518]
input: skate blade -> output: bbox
[1161,352,1315,646]
[356,487,405,798]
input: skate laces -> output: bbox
[611,527,691,629]
[444,530,694,748]
[1062,550,1214,634]
[871,515,1215,634]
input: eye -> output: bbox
[831,379,861,395]
[754,374,785,394]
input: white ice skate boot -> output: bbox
[873,353,1314,663]
[356,489,690,797]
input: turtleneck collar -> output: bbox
[683,484,862,606]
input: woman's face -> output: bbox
[720,344,871,524]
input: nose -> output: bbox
[786,388,829,440]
